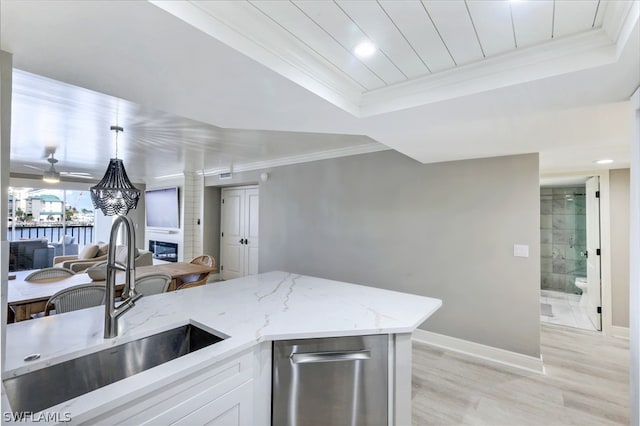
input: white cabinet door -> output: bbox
[86,350,256,426]
[221,187,259,280]
[174,380,254,426]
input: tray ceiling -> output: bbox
[153,0,637,116]
[1,0,638,177]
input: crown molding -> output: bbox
[200,142,389,176]
[603,0,637,45]
[612,0,640,58]
[359,29,617,116]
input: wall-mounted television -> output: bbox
[145,187,179,229]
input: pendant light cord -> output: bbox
[110,125,124,159]
[115,103,120,159]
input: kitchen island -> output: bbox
[2,271,442,425]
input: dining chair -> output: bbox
[25,267,76,282]
[176,254,216,290]
[133,274,172,297]
[191,254,216,269]
[44,284,106,316]
[177,255,216,290]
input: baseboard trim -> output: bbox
[412,329,545,375]
[610,325,630,339]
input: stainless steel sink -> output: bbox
[3,324,225,414]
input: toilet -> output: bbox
[575,277,588,307]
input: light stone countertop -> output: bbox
[2,271,442,420]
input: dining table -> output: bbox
[7,262,216,323]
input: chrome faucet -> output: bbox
[104,214,142,338]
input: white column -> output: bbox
[630,87,639,426]
[182,172,204,261]
[1,50,13,373]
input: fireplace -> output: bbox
[148,240,178,263]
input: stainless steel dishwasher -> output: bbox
[272,334,388,426]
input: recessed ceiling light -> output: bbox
[354,41,377,58]
[594,159,614,164]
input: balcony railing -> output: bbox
[7,224,94,245]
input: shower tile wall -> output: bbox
[540,186,587,294]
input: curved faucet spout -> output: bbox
[104,214,142,339]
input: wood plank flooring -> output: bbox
[412,324,629,425]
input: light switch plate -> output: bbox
[514,244,529,258]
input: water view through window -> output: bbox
[8,187,96,271]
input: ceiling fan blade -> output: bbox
[24,164,45,171]
[60,172,93,179]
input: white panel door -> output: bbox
[585,176,602,330]
[244,188,260,276]
[221,189,245,280]
[221,187,259,280]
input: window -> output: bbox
[7,187,96,271]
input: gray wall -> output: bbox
[203,186,221,266]
[259,151,541,357]
[610,168,630,328]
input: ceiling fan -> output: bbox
[23,152,93,182]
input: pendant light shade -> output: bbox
[90,126,140,216]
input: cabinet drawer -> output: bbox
[173,380,253,426]
[86,350,253,425]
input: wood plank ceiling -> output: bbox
[238,0,605,92]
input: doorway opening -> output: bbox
[540,176,602,332]
[219,186,259,281]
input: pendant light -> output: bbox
[90,125,140,216]
[42,153,61,183]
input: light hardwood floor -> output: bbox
[412,324,629,425]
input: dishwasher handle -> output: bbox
[290,349,372,364]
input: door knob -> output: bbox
[245,239,249,245]
[239,239,244,244]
